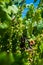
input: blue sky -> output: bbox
[22,0,40,18]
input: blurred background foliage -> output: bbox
[0,0,43,65]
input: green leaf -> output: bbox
[0,23,8,29]
[40,42,43,53]
[9,52,14,63]
[0,0,10,3]
[8,5,18,14]
[0,52,6,61]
